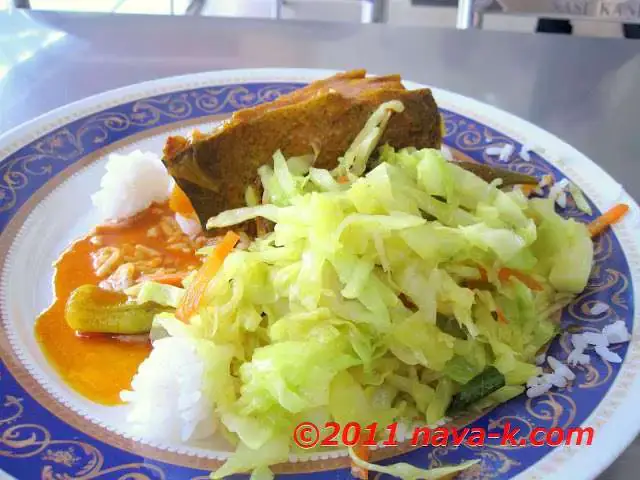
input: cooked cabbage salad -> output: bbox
[122,102,595,479]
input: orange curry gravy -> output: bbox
[35,202,202,405]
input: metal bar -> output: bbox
[186,0,206,15]
[274,0,284,19]
[456,0,475,28]
[361,0,389,23]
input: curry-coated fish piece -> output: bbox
[161,70,394,160]
[230,70,404,125]
[162,72,442,229]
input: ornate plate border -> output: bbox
[0,69,638,480]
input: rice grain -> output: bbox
[94,247,123,278]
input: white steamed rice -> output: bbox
[120,337,217,442]
[92,150,172,222]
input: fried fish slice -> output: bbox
[163,73,442,230]
[230,70,404,125]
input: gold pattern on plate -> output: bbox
[569,269,630,322]
[0,395,165,479]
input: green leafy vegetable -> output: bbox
[446,366,506,416]
[454,162,538,187]
[436,313,468,339]
[529,198,594,293]
[136,281,184,308]
[568,182,593,215]
[185,146,590,476]
[128,140,594,479]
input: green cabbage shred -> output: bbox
[146,106,594,478]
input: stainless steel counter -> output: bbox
[0,9,639,479]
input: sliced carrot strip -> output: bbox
[588,204,629,237]
[169,185,195,216]
[176,231,240,321]
[498,268,543,291]
[477,266,488,282]
[337,175,349,184]
[140,272,188,287]
[350,442,370,480]
[496,308,509,324]
[520,184,537,196]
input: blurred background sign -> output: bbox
[497,0,640,22]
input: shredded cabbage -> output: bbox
[337,100,405,177]
[128,111,594,478]
[348,447,479,480]
[136,281,184,308]
[568,182,593,215]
